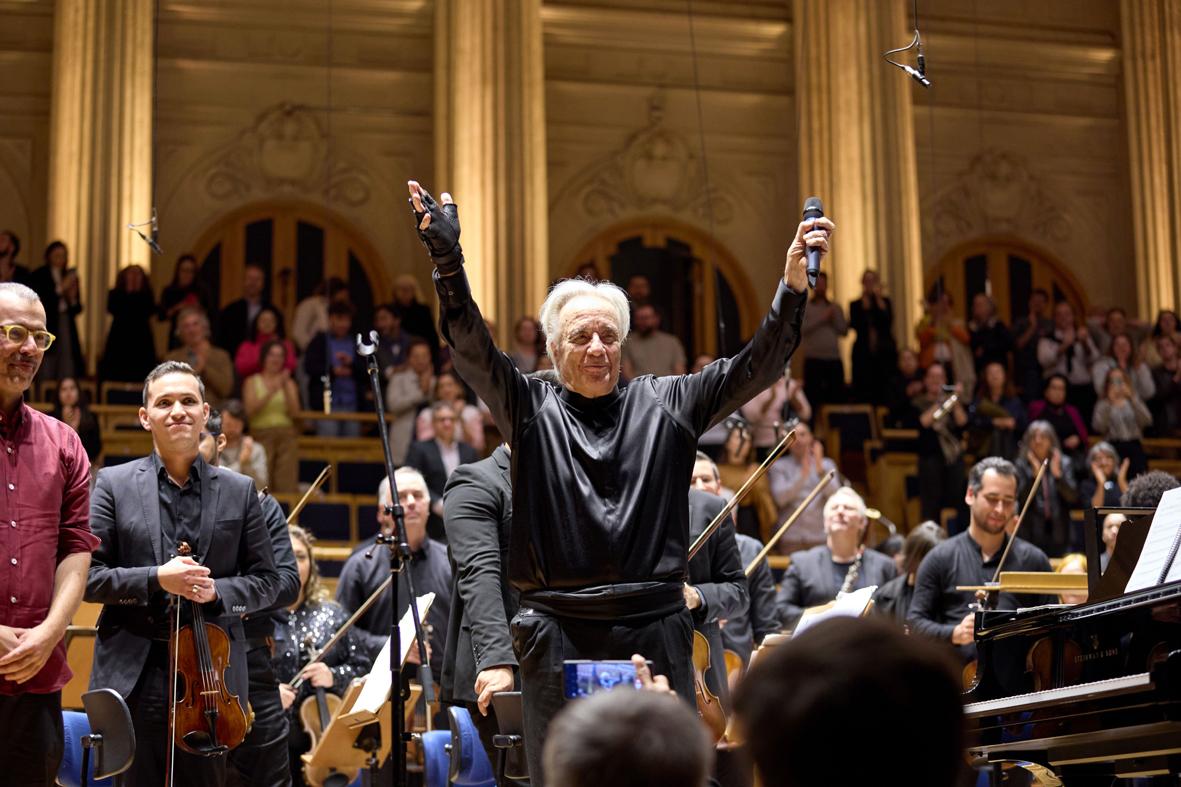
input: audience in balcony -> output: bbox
[622,304,686,378]
[1079,441,1128,509]
[968,293,1012,375]
[768,420,840,554]
[1038,300,1101,422]
[912,364,969,526]
[0,229,31,284]
[53,376,101,463]
[1027,373,1089,465]
[1089,306,1149,357]
[849,268,897,405]
[244,340,301,493]
[509,316,545,373]
[157,253,214,349]
[218,263,282,358]
[98,264,157,383]
[967,361,1026,461]
[715,419,780,545]
[164,306,235,404]
[1015,420,1080,556]
[405,401,479,541]
[290,276,347,353]
[305,301,369,438]
[1092,366,1153,480]
[1150,334,1181,436]
[386,339,435,464]
[392,274,440,369]
[916,289,974,392]
[1011,287,1053,402]
[885,347,925,428]
[373,303,414,377]
[218,398,269,490]
[31,240,84,380]
[800,271,847,408]
[234,306,297,380]
[740,370,811,458]
[415,371,487,455]
[1091,333,1155,404]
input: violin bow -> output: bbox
[745,468,836,577]
[289,574,393,691]
[287,465,333,525]
[687,428,795,561]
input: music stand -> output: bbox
[81,688,135,785]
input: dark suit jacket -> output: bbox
[29,264,84,373]
[217,298,282,357]
[687,489,747,711]
[85,456,281,703]
[241,491,302,639]
[720,533,782,664]
[775,544,897,629]
[440,445,519,705]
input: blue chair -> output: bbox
[60,711,114,787]
[59,688,135,787]
[447,706,495,786]
[420,730,452,787]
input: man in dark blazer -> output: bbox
[86,361,280,787]
[440,444,518,769]
[404,402,479,541]
[775,486,897,630]
[217,263,282,358]
[686,488,747,712]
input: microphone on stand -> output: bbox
[802,197,824,289]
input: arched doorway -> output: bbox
[189,202,390,330]
[927,238,1088,323]
[567,220,759,360]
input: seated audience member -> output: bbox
[767,420,840,553]
[692,453,781,667]
[274,525,372,784]
[157,254,213,350]
[1100,513,1125,572]
[542,687,712,787]
[1056,553,1088,605]
[912,363,969,525]
[414,371,486,454]
[968,293,1012,374]
[740,370,811,455]
[1145,308,1180,369]
[386,339,435,464]
[1121,469,1181,508]
[884,347,924,427]
[1090,305,1149,356]
[290,276,346,353]
[306,301,369,438]
[1011,287,1053,403]
[53,376,101,462]
[1092,333,1155,405]
[1080,441,1128,510]
[165,306,234,404]
[234,307,297,380]
[968,361,1026,460]
[243,340,301,493]
[734,616,965,787]
[1015,420,1079,556]
[405,402,479,541]
[509,316,544,373]
[621,303,686,378]
[872,521,946,626]
[1037,300,1100,422]
[1093,367,1154,480]
[776,487,897,629]
[716,420,779,543]
[1149,334,1181,436]
[1028,373,1089,462]
[909,457,1053,664]
[218,398,268,489]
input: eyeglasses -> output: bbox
[0,324,55,350]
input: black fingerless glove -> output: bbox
[409,186,464,275]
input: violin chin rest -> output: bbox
[181,730,229,757]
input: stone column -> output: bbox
[1121,0,1181,319]
[47,0,155,373]
[434,0,549,341]
[794,0,924,355]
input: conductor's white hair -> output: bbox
[378,468,428,506]
[538,279,631,379]
[822,485,866,521]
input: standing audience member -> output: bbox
[716,421,779,544]
[218,264,281,358]
[1015,421,1079,556]
[414,371,487,454]
[916,289,973,391]
[968,293,1011,374]
[913,364,969,525]
[53,377,102,463]
[392,275,440,369]
[1147,308,1179,369]
[305,302,368,438]
[373,303,413,377]
[386,339,435,464]
[908,457,1052,664]
[0,282,97,785]
[849,269,897,405]
[1090,306,1147,357]
[799,271,847,407]
[158,254,213,350]
[0,230,31,283]
[509,316,544,373]
[872,522,946,626]
[767,420,840,553]
[1150,334,1181,436]
[1038,300,1100,422]
[1079,441,1129,510]
[775,487,897,629]
[1027,373,1088,465]
[234,307,296,381]
[884,347,925,427]
[1091,333,1155,403]
[741,371,811,454]
[734,616,965,787]
[99,264,157,383]
[405,402,479,540]
[30,241,84,380]
[625,274,652,306]
[218,399,269,490]
[243,341,300,494]
[968,361,1025,460]
[1011,288,1053,402]
[289,277,346,354]
[1092,367,1153,480]
[622,304,687,378]
[165,307,235,404]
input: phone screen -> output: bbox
[562,660,645,699]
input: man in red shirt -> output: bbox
[0,282,97,785]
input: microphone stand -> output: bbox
[355,330,434,787]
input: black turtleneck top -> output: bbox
[433,269,806,603]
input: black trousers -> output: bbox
[803,357,846,418]
[510,606,694,787]
[0,690,63,786]
[227,646,292,787]
[918,453,967,531]
[125,643,228,787]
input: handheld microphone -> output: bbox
[802,197,824,289]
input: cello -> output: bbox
[167,541,250,758]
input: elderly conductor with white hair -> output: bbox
[406,180,833,785]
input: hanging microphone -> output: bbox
[128,208,163,254]
[802,197,824,289]
[903,63,931,88]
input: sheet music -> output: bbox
[794,585,877,636]
[351,592,434,717]
[1125,488,1181,592]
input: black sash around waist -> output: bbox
[520,581,683,622]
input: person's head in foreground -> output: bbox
[542,686,712,787]
[734,616,964,787]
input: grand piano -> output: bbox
[963,505,1181,785]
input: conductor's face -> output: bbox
[554,295,621,398]
[140,372,209,456]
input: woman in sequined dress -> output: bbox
[275,525,373,786]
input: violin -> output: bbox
[692,630,727,743]
[296,637,360,787]
[168,541,250,757]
